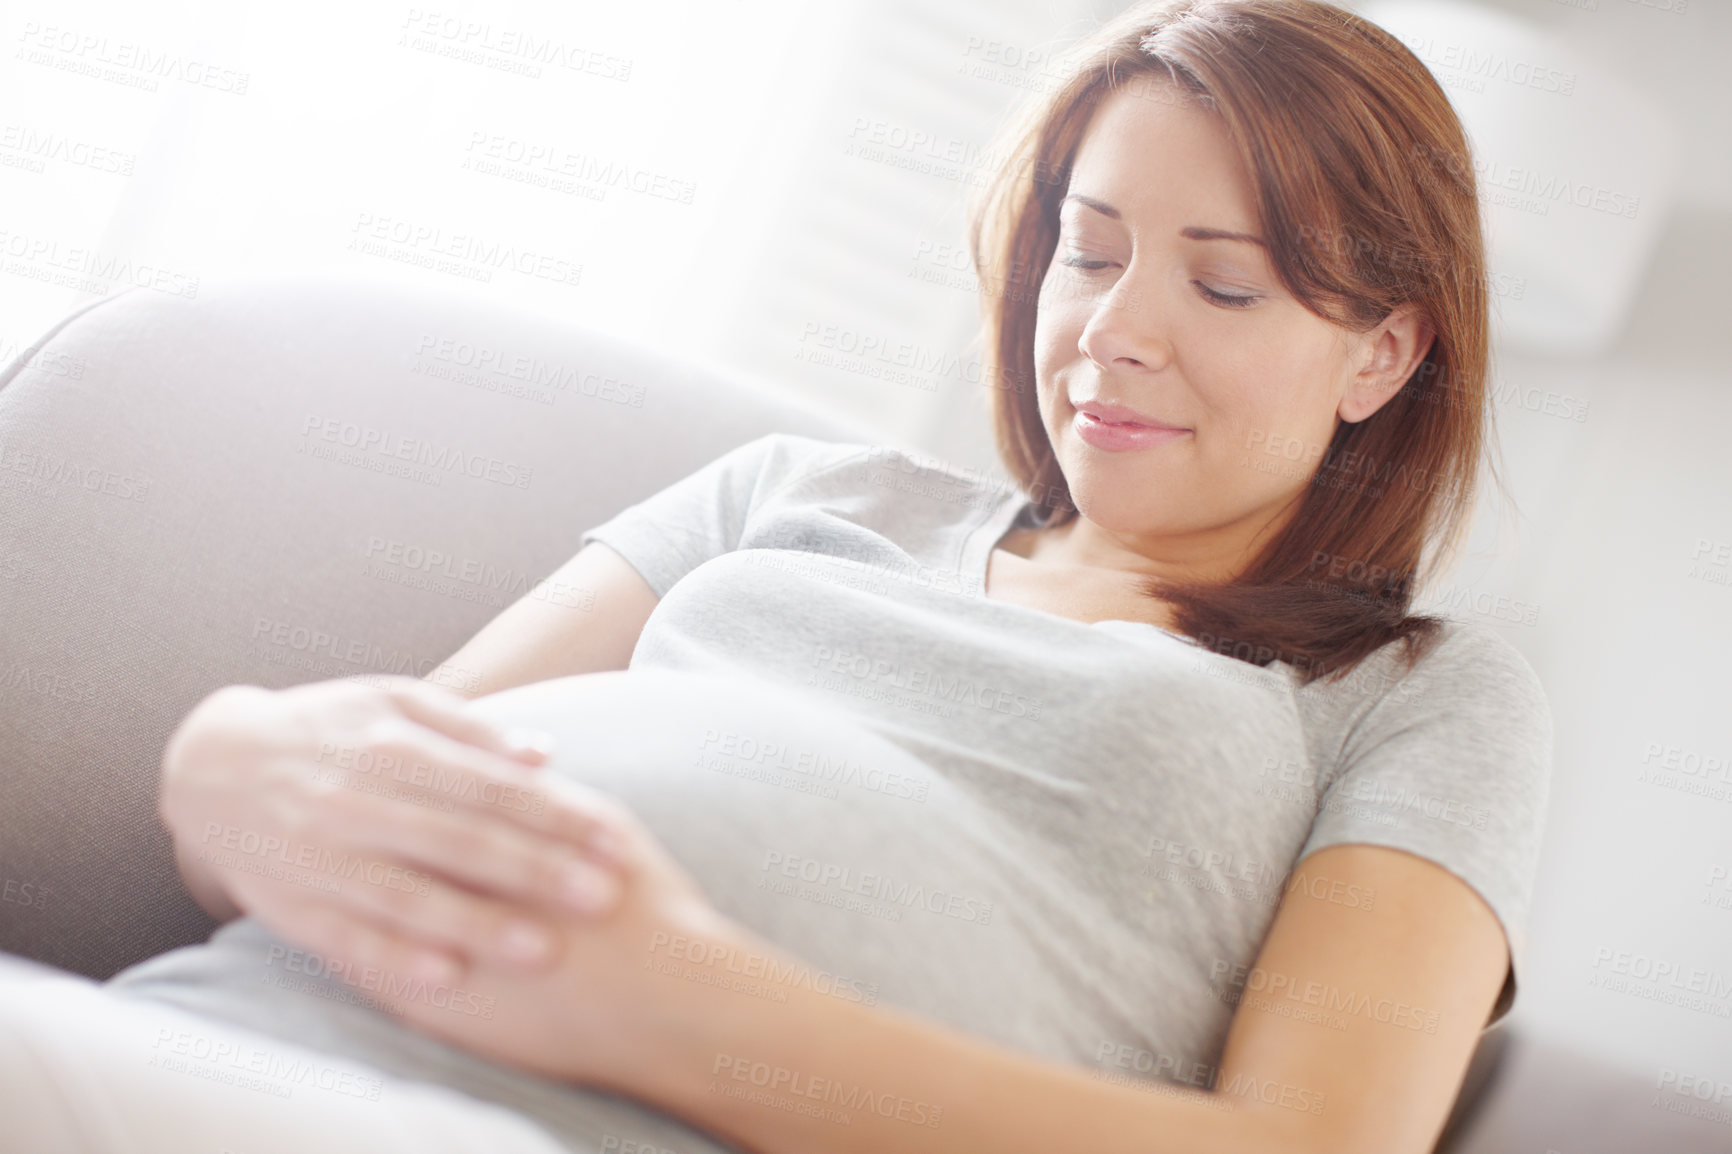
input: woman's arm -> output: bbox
[162,541,658,938]
[636,843,1508,1154]
[333,816,1505,1154]
[434,541,661,699]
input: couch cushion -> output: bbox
[0,273,872,979]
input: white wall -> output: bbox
[0,0,1098,453]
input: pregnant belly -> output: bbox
[103,670,1117,1154]
[467,669,1091,1062]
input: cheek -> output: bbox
[1206,328,1344,463]
[1031,302,1084,391]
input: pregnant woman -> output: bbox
[0,2,1552,1152]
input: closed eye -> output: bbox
[1192,281,1260,309]
[1058,254,1262,310]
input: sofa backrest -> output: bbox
[0,274,873,978]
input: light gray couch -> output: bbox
[0,274,873,979]
[2,277,1724,1154]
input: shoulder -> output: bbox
[1310,616,1549,727]
[1297,618,1555,1031]
[1384,617,1553,731]
[732,431,876,487]
[1322,617,1556,809]
[695,432,876,509]
[843,438,997,484]
[1295,617,1556,803]
[741,433,1014,511]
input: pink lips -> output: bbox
[1072,399,1190,452]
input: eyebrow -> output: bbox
[1061,193,1266,248]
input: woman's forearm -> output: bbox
[635,929,1314,1154]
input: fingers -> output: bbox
[249,888,470,996]
[313,782,624,923]
[170,677,647,973]
[335,712,637,873]
[380,677,555,766]
[205,814,609,973]
[218,830,587,974]
[328,679,637,872]
[320,861,572,973]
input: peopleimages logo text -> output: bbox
[299,415,533,488]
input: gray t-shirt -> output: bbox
[108,431,1553,1151]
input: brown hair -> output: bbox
[965,0,1504,686]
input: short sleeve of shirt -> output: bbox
[577,432,863,598]
[1295,620,1554,1028]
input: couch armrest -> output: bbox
[0,273,873,978]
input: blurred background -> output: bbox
[2,0,1728,1124]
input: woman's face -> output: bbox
[1032,79,1428,578]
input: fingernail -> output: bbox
[561,861,619,914]
[504,727,557,759]
[500,920,553,964]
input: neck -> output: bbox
[1024,503,1294,587]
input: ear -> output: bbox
[1338,305,1437,424]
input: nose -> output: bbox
[1073,269,1172,374]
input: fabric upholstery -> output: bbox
[0,274,872,979]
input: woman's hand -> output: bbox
[158,676,629,981]
[300,782,753,1094]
